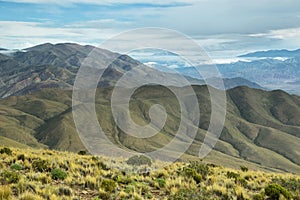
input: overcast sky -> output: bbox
[1,0,300,58]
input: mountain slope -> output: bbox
[0,86,300,173]
[0,43,203,98]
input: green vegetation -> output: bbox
[1,85,300,174]
[32,159,51,172]
[0,147,12,155]
[1,170,20,184]
[78,150,87,155]
[51,168,67,180]
[265,184,292,200]
[126,155,152,166]
[0,146,299,199]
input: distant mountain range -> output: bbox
[130,48,300,95]
[1,85,300,173]
[1,43,300,173]
[239,49,300,58]
[165,49,300,95]
[0,43,266,98]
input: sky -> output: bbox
[1,0,300,59]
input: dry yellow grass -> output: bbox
[0,146,299,199]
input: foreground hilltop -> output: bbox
[0,146,299,199]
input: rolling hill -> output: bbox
[0,86,300,173]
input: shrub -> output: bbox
[101,179,116,193]
[10,164,22,171]
[78,150,87,155]
[235,177,247,188]
[0,147,12,155]
[156,178,166,188]
[265,184,291,200]
[98,190,110,200]
[38,174,51,184]
[1,170,20,184]
[32,159,51,172]
[0,185,12,200]
[272,177,300,193]
[227,171,240,179]
[240,166,248,172]
[182,167,202,184]
[51,168,67,180]
[96,161,109,170]
[253,194,264,200]
[188,162,209,180]
[17,154,25,161]
[126,155,152,166]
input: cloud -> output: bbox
[0,20,117,48]
[268,27,300,40]
[1,0,300,57]
[1,0,196,6]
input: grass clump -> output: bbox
[0,185,12,200]
[19,192,43,200]
[57,186,72,196]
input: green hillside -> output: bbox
[0,86,300,173]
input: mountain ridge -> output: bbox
[239,49,300,58]
[1,85,300,173]
[0,43,266,98]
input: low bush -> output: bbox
[156,178,166,188]
[182,167,202,184]
[78,150,87,155]
[101,179,116,193]
[10,164,23,171]
[32,159,51,172]
[51,168,67,180]
[189,162,209,179]
[227,171,240,179]
[126,155,152,166]
[240,166,248,172]
[1,170,20,184]
[0,147,12,155]
[17,154,25,161]
[265,184,291,200]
